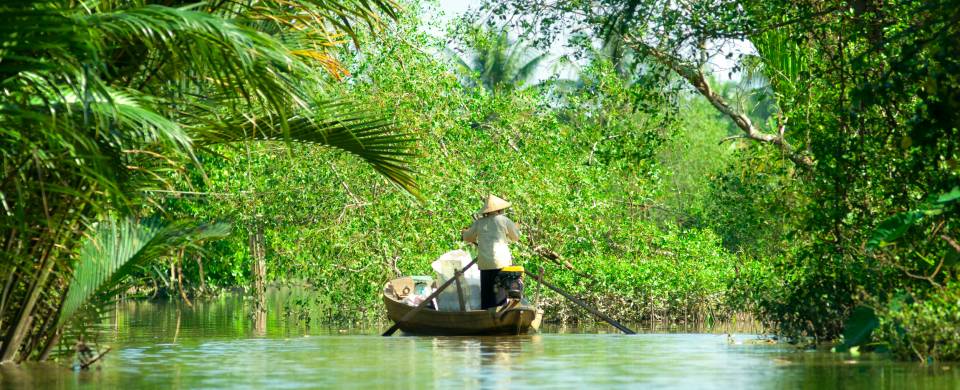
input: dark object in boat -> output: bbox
[495,265,525,300]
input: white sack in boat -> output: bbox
[431,250,481,311]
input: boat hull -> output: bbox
[383,279,543,336]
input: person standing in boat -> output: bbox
[462,195,521,309]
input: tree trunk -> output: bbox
[0,266,18,332]
[169,258,177,293]
[21,293,64,363]
[176,249,192,307]
[249,223,267,335]
[0,245,55,363]
[195,255,206,294]
[249,224,267,299]
[37,330,60,362]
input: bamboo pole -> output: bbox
[525,271,636,334]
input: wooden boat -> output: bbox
[383,277,543,336]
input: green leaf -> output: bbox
[58,217,230,327]
[837,306,879,351]
[936,186,960,204]
[944,248,960,268]
[193,99,421,200]
[867,211,924,249]
[921,204,944,216]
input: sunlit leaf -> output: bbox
[936,186,960,204]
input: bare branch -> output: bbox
[873,250,943,289]
[943,235,960,253]
[624,37,814,167]
[718,135,747,144]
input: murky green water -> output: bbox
[2,292,958,389]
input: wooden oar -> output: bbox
[382,257,480,336]
[525,270,636,334]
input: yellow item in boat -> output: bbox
[501,265,524,273]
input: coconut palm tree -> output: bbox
[0,0,414,363]
[536,32,651,98]
[739,27,809,113]
[449,29,550,93]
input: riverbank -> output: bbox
[124,261,756,329]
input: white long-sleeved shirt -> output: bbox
[462,214,520,270]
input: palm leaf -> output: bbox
[749,27,807,97]
[0,3,86,78]
[87,4,311,107]
[244,0,401,42]
[192,99,421,199]
[484,31,511,89]
[1,79,196,212]
[57,217,230,327]
[66,86,192,153]
[443,47,476,75]
[443,47,480,90]
[450,28,548,92]
[512,52,550,87]
[0,0,411,363]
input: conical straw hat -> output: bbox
[479,194,512,214]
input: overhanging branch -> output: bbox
[625,37,814,168]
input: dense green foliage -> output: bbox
[876,280,960,362]
[448,28,550,93]
[168,9,745,325]
[481,0,959,360]
[3,0,958,364]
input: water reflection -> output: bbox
[426,336,542,389]
[1,292,958,389]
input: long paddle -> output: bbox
[525,270,636,334]
[382,257,479,336]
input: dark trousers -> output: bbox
[480,268,502,309]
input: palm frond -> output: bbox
[749,28,807,96]
[442,47,480,89]
[513,53,550,87]
[483,31,511,89]
[443,47,475,74]
[451,28,548,93]
[73,86,192,152]
[1,78,195,212]
[244,0,401,45]
[193,100,421,199]
[0,0,411,363]
[57,217,230,327]
[0,3,86,78]
[87,4,310,107]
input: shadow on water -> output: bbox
[2,290,959,389]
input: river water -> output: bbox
[1,292,958,389]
